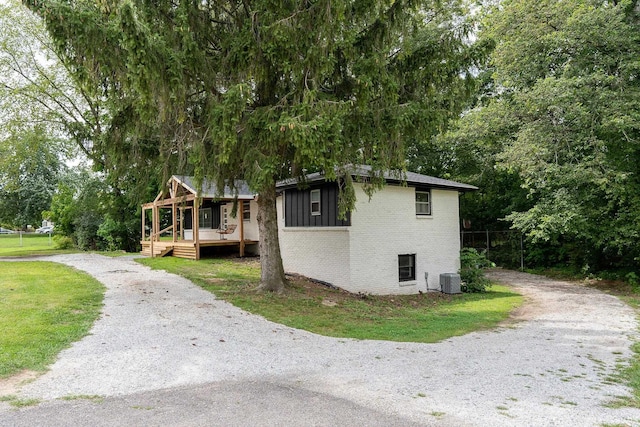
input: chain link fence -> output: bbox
[460,230,525,270]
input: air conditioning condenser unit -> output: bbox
[440,273,462,294]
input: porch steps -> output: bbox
[158,246,174,257]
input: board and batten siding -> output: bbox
[284,183,351,227]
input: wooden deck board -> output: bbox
[140,239,258,259]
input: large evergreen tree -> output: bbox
[27,0,482,291]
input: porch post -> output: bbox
[239,201,245,257]
[150,204,156,257]
[179,207,184,240]
[194,197,200,260]
[172,201,177,243]
[141,206,146,242]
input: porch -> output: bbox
[140,239,259,259]
[140,175,259,260]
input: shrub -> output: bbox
[460,248,494,293]
[52,235,74,250]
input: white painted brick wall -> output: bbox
[348,185,461,294]
[276,184,462,295]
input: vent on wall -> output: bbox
[440,273,462,294]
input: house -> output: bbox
[140,175,259,259]
[141,167,477,295]
[275,165,477,295]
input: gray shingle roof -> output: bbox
[276,165,478,192]
[172,175,256,199]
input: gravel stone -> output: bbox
[1,254,639,426]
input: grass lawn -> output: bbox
[0,262,104,378]
[137,256,523,343]
[0,234,76,257]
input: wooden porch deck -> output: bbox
[140,239,258,260]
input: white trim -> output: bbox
[242,200,251,222]
[310,189,321,216]
[399,281,417,287]
[282,227,349,233]
[415,190,432,216]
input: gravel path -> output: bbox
[2,254,640,426]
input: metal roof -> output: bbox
[172,175,256,200]
[276,165,478,192]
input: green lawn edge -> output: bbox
[0,261,105,378]
[136,256,523,343]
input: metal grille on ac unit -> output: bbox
[440,273,462,294]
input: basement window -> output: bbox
[398,254,416,282]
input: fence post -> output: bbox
[486,230,490,254]
[520,233,524,271]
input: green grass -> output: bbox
[137,257,523,343]
[0,234,76,257]
[0,395,41,407]
[0,262,104,378]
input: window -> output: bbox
[199,208,212,229]
[415,190,431,216]
[222,206,228,228]
[310,189,321,216]
[243,201,251,221]
[398,254,416,282]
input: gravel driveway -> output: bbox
[1,253,639,426]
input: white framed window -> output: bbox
[310,189,321,216]
[398,254,416,282]
[243,201,250,221]
[415,190,431,216]
[199,208,212,229]
[222,206,228,228]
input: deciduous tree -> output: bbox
[442,0,640,270]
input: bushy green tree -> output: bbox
[27,0,484,291]
[440,0,640,271]
[46,169,151,251]
[2,1,161,251]
[0,127,64,228]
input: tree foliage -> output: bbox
[442,0,640,271]
[27,0,484,291]
[1,0,160,250]
[0,127,64,228]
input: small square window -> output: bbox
[416,190,431,216]
[398,254,416,282]
[243,201,251,221]
[310,189,321,216]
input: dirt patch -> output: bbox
[0,371,41,396]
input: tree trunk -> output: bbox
[256,182,287,293]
